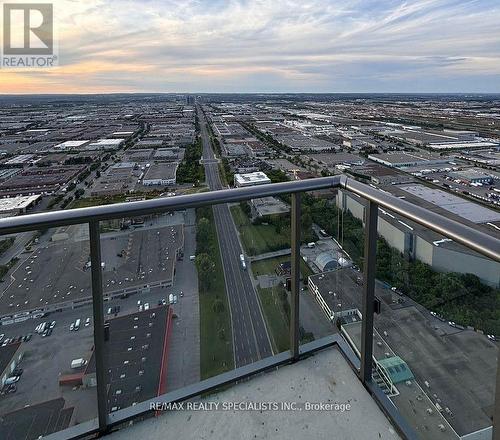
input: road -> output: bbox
[197,105,272,366]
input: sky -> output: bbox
[1,0,500,94]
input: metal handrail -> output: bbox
[0,174,497,263]
[1,174,499,440]
[341,176,500,262]
[0,176,341,234]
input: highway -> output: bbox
[197,105,273,367]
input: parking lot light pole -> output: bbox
[290,192,301,360]
[89,220,109,434]
[360,201,378,384]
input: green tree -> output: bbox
[195,253,215,291]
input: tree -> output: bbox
[197,218,211,248]
[195,253,215,291]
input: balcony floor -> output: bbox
[110,346,401,440]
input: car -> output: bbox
[138,305,143,312]
[0,334,4,342]
[69,323,75,331]
[12,368,23,376]
[180,292,184,298]
[45,328,53,337]
[25,333,32,342]
[161,298,167,305]
[49,320,56,329]
[107,307,112,315]
[487,334,497,341]
[430,311,437,317]
[5,376,20,385]
[3,384,16,394]
[85,317,91,327]
[448,321,456,327]
[158,300,163,306]
[137,300,142,306]
[144,303,150,311]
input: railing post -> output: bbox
[360,201,378,383]
[493,356,500,440]
[89,220,109,434]
[290,192,301,360]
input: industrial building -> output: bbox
[143,163,178,186]
[337,188,500,287]
[368,152,450,168]
[52,140,90,151]
[85,138,124,151]
[448,168,495,185]
[250,197,290,218]
[0,194,41,217]
[234,171,271,188]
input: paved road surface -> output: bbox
[197,105,272,367]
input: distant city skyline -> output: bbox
[1,0,500,94]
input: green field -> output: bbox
[257,285,290,353]
[251,255,313,281]
[196,206,234,379]
[252,256,314,353]
[230,205,290,256]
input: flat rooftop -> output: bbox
[234,171,271,186]
[312,268,497,437]
[0,195,40,213]
[398,184,500,224]
[144,163,178,180]
[108,346,401,440]
[106,306,169,411]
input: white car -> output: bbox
[70,323,75,331]
[85,318,91,327]
[144,303,150,311]
[5,376,20,385]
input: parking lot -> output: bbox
[0,209,201,425]
[0,309,97,424]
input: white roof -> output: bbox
[234,172,271,185]
[53,140,89,149]
[88,138,124,146]
[0,195,40,213]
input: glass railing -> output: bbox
[0,175,497,440]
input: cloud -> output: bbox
[2,0,500,93]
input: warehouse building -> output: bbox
[234,171,271,188]
[0,194,41,217]
[337,188,500,287]
[368,152,450,168]
[250,197,290,218]
[143,163,178,186]
[448,168,495,185]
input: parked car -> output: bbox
[85,317,91,327]
[69,323,75,331]
[2,384,16,394]
[49,320,56,329]
[12,368,23,376]
[5,376,20,385]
